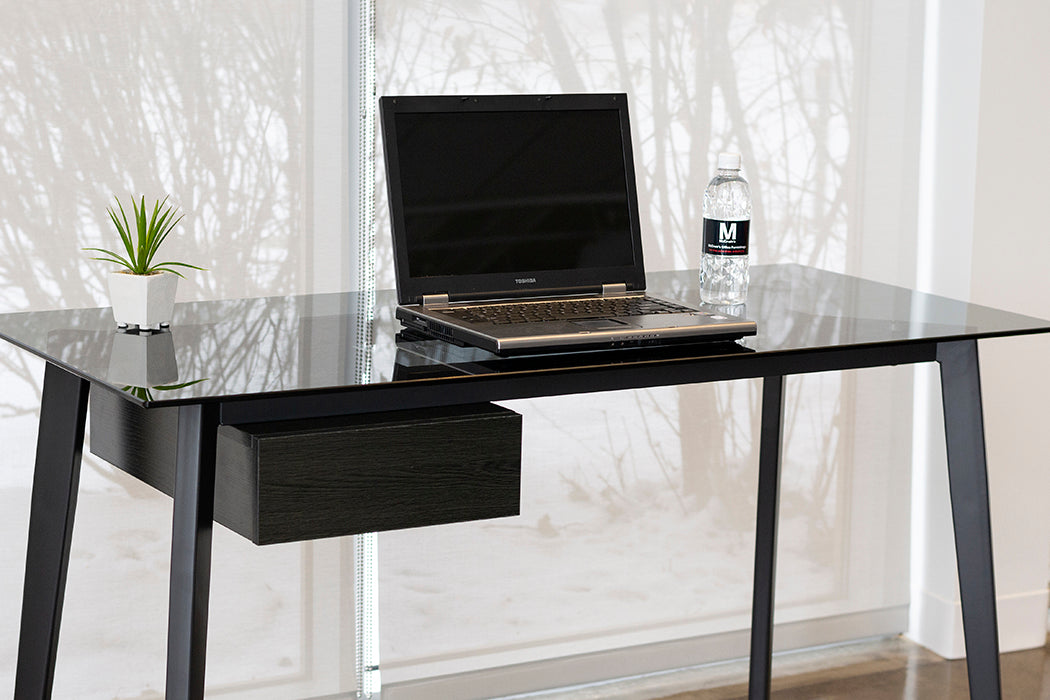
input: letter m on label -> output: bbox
[719,222,737,242]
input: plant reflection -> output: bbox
[122,377,208,403]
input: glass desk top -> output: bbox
[0,264,1047,406]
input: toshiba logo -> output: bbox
[515,277,537,284]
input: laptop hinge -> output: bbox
[601,283,628,297]
[422,293,450,308]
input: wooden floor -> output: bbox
[653,636,1050,700]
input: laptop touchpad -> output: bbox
[573,319,629,331]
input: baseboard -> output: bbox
[909,587,1049,659]
[380,605,908,700]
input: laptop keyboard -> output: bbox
[438,295,695,325]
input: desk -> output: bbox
[4,264,1050,699]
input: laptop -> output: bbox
[379,92,757,355]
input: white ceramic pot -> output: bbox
[108,270,178,330]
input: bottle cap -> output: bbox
[717,152,742,170]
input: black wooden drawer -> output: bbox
[89,392,522,545]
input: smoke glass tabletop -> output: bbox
[0,264,1047,406]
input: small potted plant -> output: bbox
[84,195,205,330]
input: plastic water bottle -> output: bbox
[700,152,751,305]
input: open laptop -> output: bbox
[380,92,756,355]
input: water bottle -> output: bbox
[700,152,751,305]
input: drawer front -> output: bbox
[90,392,522,544]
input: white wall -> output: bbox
[909,0,1050,658]
[968,0,1050,654]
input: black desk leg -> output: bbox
[166,403,220,700]
[748,375,786,700]
[937,339,1002,699]
[15,362,89,699]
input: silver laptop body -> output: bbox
[380,92,756,355]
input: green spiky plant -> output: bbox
[84,195,205,277]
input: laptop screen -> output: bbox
[395,108,634,278]
[382,94,647,305]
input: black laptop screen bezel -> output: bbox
[380,93,647,306]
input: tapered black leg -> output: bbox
[937,340,1002,699]
[15,362,89,699]
[165,403,220,700]
[748,375,785,700]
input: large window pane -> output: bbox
[376,1,920,694]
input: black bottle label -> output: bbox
[703,218,750,256]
